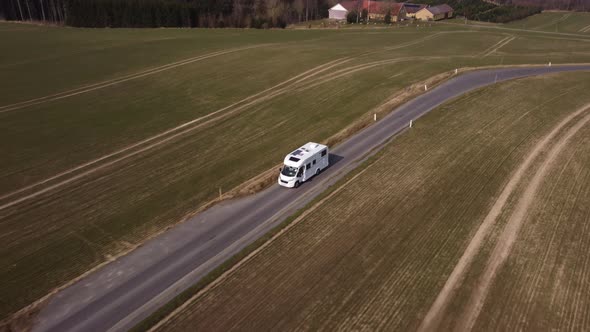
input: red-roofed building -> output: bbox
[336,1,408,22]
[403,3,428,18]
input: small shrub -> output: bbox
[347,10,358,23]
[384,11,392,24]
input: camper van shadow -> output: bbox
[328,153,344,167]
[296,153,344,187]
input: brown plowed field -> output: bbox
[156,72,590,331]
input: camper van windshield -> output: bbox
[281,165,298,177]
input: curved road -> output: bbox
[33,65,590,332]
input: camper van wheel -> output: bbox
[316,168,321,175]
[294,181,300,188]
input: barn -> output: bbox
[389,3,407,22]
[403,3,428,18]
[415,4,454,21]
[329,4,349,20]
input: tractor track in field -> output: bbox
[0,52,461,212]
[419,102,590,332]
[297,56,449,92]
[437,20,590,39]
[0,44,271,114]
[0,29,486,210]
[457,106,590,331]
[480,35,516,57]
[534,13,572,31]
[0,56,351,211]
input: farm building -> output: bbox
[336,0,407,22]
[403,3,428,18]
[384,3,407,22]
[415,4,454,21]
[329,4,349,20]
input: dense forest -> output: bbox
[493,0,589,11]
[1,0,68,25]
[0,0,579,28]
[0,0,333,28]
[472,4,542,23]
[421,0,542,23]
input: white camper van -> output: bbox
[278,142,329,188]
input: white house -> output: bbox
[328,4,348,20]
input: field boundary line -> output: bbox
[457,107,590,331]
[0,44,270,113]
[148,154,385,332]
[418,100,590,332]
[0,57,350,210]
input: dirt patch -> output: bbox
[418,103,590,332]
[456,108,590,331]
[0,305,40,332]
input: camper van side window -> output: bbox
[313,160,316,165]
[321,150,327,157]
[306,163,311,170]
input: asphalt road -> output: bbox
[32,65,590,332]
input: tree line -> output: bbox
[494,0,588,11]
[1,0,578,28]
[0,0,334,28]
[473,4,542,23]
[421,0,542,22]
[1,0,67,24]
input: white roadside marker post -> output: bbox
[219,187,222,200]
[374,113,377,121]
[549,61,552,67]
[410,120,413,128]
[455,68,458,74]
[424,84,428,91]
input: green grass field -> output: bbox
[503,12,590,33]
[155,72,590,331]
[1,15,590,320]
[450,12,590,34]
